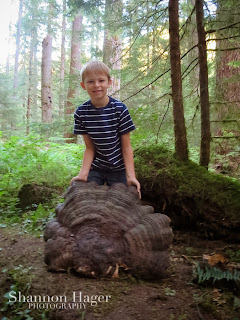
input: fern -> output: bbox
[194,262,240,284]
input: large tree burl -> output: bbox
[44,181,173,279]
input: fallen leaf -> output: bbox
[212,289,226,306]
[203,253,227,266]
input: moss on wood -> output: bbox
[134,144,240,241]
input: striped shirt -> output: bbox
[73,96,135,171]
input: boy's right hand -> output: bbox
[70,175,87,185]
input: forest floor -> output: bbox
[0,226,240,320]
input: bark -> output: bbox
[103,0,123,99]
[187,0,199,85]
[59,0,66,116]
[32,37,38,112]
[6,23,11,74]
[169,0,188,161]
[13,0,23,89]
[41,35,53,124]
[195,0,211,168]
[64,15,82,143]
[26,32,35,135]
[214,0,240,153]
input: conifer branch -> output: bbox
[206,21,240,34]
[207,47,240,51]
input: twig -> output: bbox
[196,300,205,320]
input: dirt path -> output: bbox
[0,226,239,320]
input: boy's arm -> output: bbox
[70,134,95,184]
[121,132,141,199]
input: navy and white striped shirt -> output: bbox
[73,96,135,171]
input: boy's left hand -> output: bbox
[127,177,141,199]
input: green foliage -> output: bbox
[194,290,240,319]
[1,269,41,320]
[185,247,198,256]
[227,61,240,68]
[164,287,176,296]
[21,203,57,236]
[1,264,48,320]
[194,262,240,284]
[1,265,34,319]
[225,249,240,263]
[0,134,84,215]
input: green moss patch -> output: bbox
[134,144,240,240]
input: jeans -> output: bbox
[87,167,127,186]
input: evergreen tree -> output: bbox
[64,14,83,143]
[169,0,188,161]
[196,0,211,168]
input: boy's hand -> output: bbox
[127,177,141,199]
[70,175,87,185]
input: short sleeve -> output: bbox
[73,110,88,135]
[118,105,135,135]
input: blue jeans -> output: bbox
[87,167,127,186]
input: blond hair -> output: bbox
[80,60,111,83]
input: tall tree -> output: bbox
[41,0,54,124]
[41,34,53,124]
[14,0,23,89]
[103,0,123,99]
[169,0,188,161]
[215,0,240,109]
[59,0,66,116]
[187,0,199,85]
[196,0,211,168]
[64,14,82,143]
[26,26,38,134]
[214,0,240,155]
[6,23,11,75]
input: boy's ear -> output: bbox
[81,82,86,90]
[108,78,112,87]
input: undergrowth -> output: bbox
[0,133,84,216]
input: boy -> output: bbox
[70,60,141,199]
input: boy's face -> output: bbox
[81,71,112,102]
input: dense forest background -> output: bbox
[0,0,240,210]
[0,2,240,320]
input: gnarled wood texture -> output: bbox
[44,181,173,279]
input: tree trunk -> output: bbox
[64,15,82,143]
[187,0,199,85]
[41,35,53,124]
[135,145,240,242]
[103,0,122,99]
[13,0,23,89]
[169,0,188,161]
[26,31,35,135]
[59,0,66,117]
[215,0,240,110]
[6,23,11,75]
[195,0,211,168]
[214,0,240,155]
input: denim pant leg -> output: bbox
[87,168,105,185]
[105,169,127,186]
